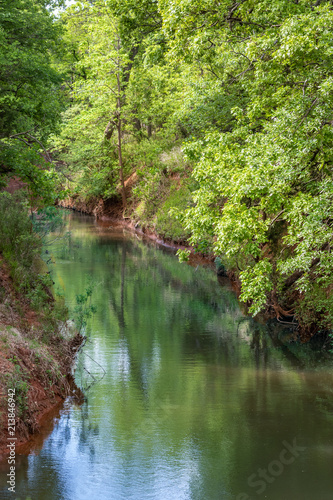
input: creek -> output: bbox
[1,211,333,500]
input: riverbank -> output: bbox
[57,194,221,270]
[58,196,321,340]
[0,253,83,458]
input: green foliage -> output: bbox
[176,248,190,263]
[52,0,184,205]
[0,192,41,272]
[161,0,333,330]
[0,0,65,197]
[73,278,98,333]
[130,140,194,240]
[240,260,274,316]
[51,103,121,200]
[155,186,192,241]
[2,364,29,418]
[0,192,54,310]
[0,0,63,137]
[13,378,29,418]
[51,1,135,203]
[43,0,333,332]
[134,171,167,219]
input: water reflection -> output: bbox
[1,212,333,500]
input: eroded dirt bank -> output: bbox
[57,195,220,269]
[0,256,83,458]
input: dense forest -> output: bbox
[1,0,333,337]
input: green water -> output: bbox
[1,212,333,500]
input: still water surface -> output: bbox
[1,212,333,500]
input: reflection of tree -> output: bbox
[77,400,99,459]
[120,243,126,330]
[108,242,126,331]
[35,212,333,500]
[250,323,268,369]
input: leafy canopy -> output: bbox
[0,0,65,202]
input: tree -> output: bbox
[54,0,182,209]
[160,0,333,332]
[0,0,65,202]
[55,1,135,209]
[51,0,333,332]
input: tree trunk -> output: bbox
[117,116,127,210]
[116,66,127,211]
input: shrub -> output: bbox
[155,186,192,242]
[0,192,54,311]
